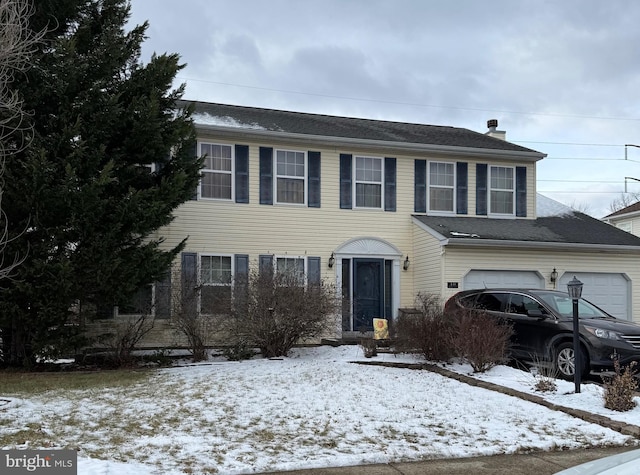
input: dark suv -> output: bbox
[445,288,640,379]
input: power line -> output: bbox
[179,76,640,122]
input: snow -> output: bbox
[192,113,267,130]
[2,346,639,474]
[537,193,576,217]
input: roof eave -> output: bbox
[443,238,640,253]
[194,124,546,162]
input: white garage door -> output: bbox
[463,270,544,290]
[558,272,629,320]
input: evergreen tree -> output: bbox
[0,0,203,366]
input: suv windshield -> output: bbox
[535,291,611,319]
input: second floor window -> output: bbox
[355,156,382,208]
[490,166,514,215]
[276,150,306,204]
[201,143,233,200]
[429,162,455,213]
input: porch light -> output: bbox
[550,268,558,284]
[403,255,410,271]
[328,252,335,268]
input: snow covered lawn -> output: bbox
[1,346,639,474]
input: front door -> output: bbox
[353,258,384,331]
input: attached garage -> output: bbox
[558,272,630,321]
[463,270,545,290]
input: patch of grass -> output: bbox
[0,369,152,395]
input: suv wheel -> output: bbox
[554,342,588,380]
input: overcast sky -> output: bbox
[128,0,640,218]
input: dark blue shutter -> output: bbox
[516,166,527,217]
[414,160,426,213]
[307,257,321,285]
[181,252,198,316]
[308,151,321,208]
[235,145,249,203]
[456,162,468,215]
[155,271,171,319]
[259,254,273,275]
[234,254,249,309]
[339,154,352,209]
[190,142,199,200]
[476,164,488,216]
[259,147,273,205]
[384,157,396,212]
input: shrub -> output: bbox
[449,308,513,373]
[360,338,377,358]
[529,355,558,393]
[603,359,638,412]
[394,293,454,361]
[222,339,255,361]
[97,313,155,367]
[224,270,338,358]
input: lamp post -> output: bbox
[566,276,584,393]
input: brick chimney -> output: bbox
[485,119,506,140]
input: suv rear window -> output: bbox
[475,292,509,312]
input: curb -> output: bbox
[351,360,640,439]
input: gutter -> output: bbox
[194,124,546,162]
[442,238,640,253]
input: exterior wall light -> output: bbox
[550,268,558,284]
[403,255,410,271]
[328,252,335,268]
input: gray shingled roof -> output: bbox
[414,213,640,247]
[604,200,640,219]
[179,100,543,155]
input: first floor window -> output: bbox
[490,166,514,215]
[201,143,233,200]
[429,161,454,212]
[117,284,153,316]
[276,256,305,284]
[276,150,306,204]
[355,156,382,208]
[200,255,232,313]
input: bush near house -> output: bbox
[395,292,512,373]
[395,293,455,361]
[449,308,513,373]
[602,359,638,412]
[223,270,338,358]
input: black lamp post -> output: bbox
[566,276,584,393]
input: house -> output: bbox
[603,201,640,236]
[100,102,640,347]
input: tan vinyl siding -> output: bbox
[412,224,443,297]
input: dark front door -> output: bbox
[353,258,384,331]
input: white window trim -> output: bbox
[353,155,384,210]
[427,161,456,215]
[617,222,633,234]
[198,142,234,201]
[198,253,234,315]
[488,165,515,217]
[274,255,307,283]
[274,149,307,206]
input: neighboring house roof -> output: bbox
[603,201,640,220]
[180,100,545,159]
[414,194,640,251]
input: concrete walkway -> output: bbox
[264,360,640,474]
[263,446,634,474]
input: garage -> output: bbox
[558,272,630,321]
[463,270,544,291]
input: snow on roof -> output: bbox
[536,193,574,217]
[192,112,266,130]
